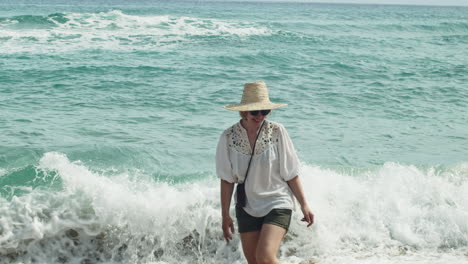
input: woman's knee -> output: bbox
[245,253,257,264]
[255,252,279,264]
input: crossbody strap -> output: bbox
[243,120,265,183]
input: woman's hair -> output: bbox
[239,111,248,120]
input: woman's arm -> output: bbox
[221,179,235,242]
[287,176,314,227]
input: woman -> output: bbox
[216,81,314,264]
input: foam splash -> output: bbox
[36,152,216,232]
[1,152,240,263]
[1,152,467,263]
[0,10,272,54]
[298,163,468,255]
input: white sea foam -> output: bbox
[0,10,272,54]
[1,152,467,263]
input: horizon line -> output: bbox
[189,0,468,8]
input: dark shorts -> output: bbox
[235,206,292,233]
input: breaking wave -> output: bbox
[1,152,467,263]
[0,10,272,53]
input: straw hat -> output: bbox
[224,81,287,111]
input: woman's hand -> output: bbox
[300,205,314,227]
[287,176,314,227]
[220,180,235,242]
[222,215,235,242]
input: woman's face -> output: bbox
[246,110,270,124]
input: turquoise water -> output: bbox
[1,1,468,263]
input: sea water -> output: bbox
[0,0,467,263]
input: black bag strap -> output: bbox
[243,120,265,183]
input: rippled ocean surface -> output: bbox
[1,1,467,263]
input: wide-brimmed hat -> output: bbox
[224,81,287,111]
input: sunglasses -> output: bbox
[249,110,271,116]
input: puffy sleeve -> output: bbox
[277,124,301,181]
[216,132,236,183]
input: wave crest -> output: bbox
[1,153,468,263]
[0,10,272,53]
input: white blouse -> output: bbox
[216,119,301,217]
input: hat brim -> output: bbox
[223,102,287,111]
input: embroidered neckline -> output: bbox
[227,120,280,155]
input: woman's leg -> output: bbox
[255,224,287,264]
[240,231,261,264]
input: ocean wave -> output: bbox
[0,10,272,54]
[1,152,467,263]
[294,20,468,38]
[358,21,468,33]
